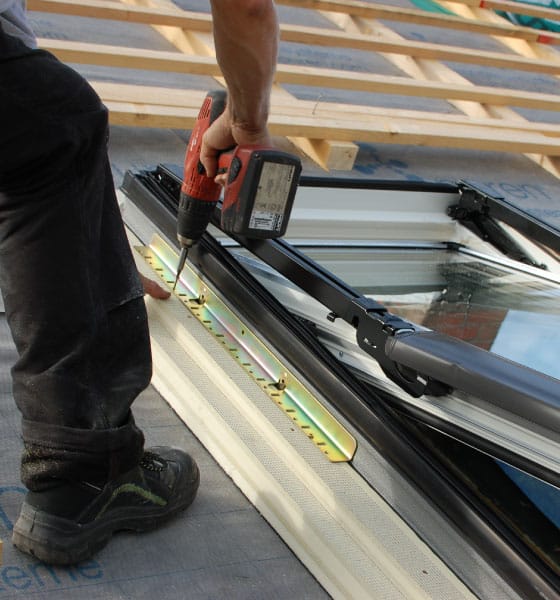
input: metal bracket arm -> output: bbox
[346,297,446,398]
[450,181,560,260]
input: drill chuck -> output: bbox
[177,193,219,247]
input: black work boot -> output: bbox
[12,446,200,565]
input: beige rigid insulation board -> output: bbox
[130,230,479,600]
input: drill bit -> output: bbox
[173,247,189,291]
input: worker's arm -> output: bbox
[201,0,279,178]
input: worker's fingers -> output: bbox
[200,113,235,179]
[214,172,228,187]
[140,273,171,299]
[201,110,272,182]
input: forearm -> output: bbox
[209,0,278,139]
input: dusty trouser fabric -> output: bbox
[0,27,151,491]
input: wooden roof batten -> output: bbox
[29,0,560,177]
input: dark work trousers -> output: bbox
[0,29,150,492]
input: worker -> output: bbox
[0,0,279,565]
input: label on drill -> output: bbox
[249,162,296,232]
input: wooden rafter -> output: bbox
[29,0,560,177]
[91,81,560,154]
[436,0,560,178]
[30,0,560,45]
[29,0,560,73]
[38,37,560,111]
[92,80,560,137]
[314,6,560,180]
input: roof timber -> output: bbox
[29,0,560,176]
[40,32,560,78]
[29,0,560,71]
[117,0,359,172]
[30,0,560,46]
[39,38,560,110]
[39,38,560,112]
[430,0,560,178]
[94,81,560,149]
[95,65,559,111]
[318,6,560,178]
[103,99,560,154]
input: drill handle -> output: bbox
[180,89,228,201]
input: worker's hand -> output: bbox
[140,273,171,299]
[200,107,271,185]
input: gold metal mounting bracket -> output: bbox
[135,235,356,463]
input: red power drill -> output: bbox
[173,89,302,289]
